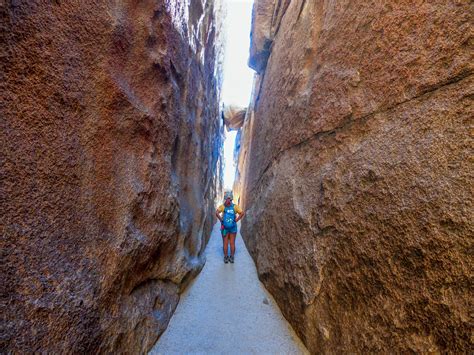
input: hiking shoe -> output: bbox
[224,256,229,263]
[229,256,234,263]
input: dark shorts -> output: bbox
[221,224,237,236]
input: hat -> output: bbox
[224,191,233,200]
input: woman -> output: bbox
[215,191,245,263]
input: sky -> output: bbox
[221,0,255,190]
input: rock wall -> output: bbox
[1,1,224,353]
[238,1,473,353]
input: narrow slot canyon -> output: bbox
[2,1,472,354]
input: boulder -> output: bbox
[1,0,224,353]
[223,105,247,131]
[248,0,291,73]
[238,1,473,353]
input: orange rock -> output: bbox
[238,0,473,353]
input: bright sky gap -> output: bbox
[221,0,255,190]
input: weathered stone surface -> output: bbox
[238,1,473,353]
[233,73,260,205]
[248,0,291,73]
[1,0,223,353]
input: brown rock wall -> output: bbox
[239,1,473,353]
[1,1,223,353]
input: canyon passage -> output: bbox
[151,222,308,354]
[2,1,473,354]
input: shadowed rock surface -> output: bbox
[237,1,473,353]
[1,1,224,353]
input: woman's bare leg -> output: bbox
[223,235,229,257]
[229,233,236,257]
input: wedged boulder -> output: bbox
[238,1,473,353]
[223,105,247,131]
[1,0,224,353]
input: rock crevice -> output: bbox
[251,71,473,199]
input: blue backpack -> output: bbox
[222,204,236,229]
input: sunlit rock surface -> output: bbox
[1,1,224,353]
[237,1,473,353]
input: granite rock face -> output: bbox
[1,1,223,353]
[238,1,473,353]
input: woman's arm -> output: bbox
[235,211,245,223]
[216,210,223,222]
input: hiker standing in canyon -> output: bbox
[216,191,245,264]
